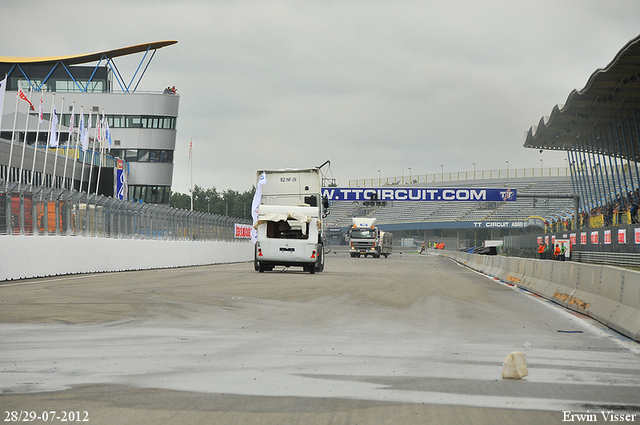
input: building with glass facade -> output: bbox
[0,41,179,204]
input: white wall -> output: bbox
[0,235,253,281]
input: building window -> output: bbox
[127,117,142,128]
[102,149,174,164]
[128,185,171,204]
[137,150,150,162]
[125,149,138,162]
[109,116,125,128]
[116,115,176,130]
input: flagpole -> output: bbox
[95,109,105,196]
[190,138,193,211]
[7,80,21,188]
[42,94,56,187]
[18,85,34,188]
[87,111,98,194]
[80,109,91,193]
[62,102,75,189]
[71,106,82,188]
[29,91,44,187]
[0,75,7,151]
[51,97,64,188]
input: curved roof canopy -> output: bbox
[523,34,640,161]
[0,41,177,65]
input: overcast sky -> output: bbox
[5,1,640,193]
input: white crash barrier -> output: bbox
[0,235,253,281]
[443,251,640,342]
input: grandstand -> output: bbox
[326,174,576,233]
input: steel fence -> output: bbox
[0,182,252,241]
[349,167,571,187]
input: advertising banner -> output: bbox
[235,224,252,239]
[618,228,626,244]
[115,159,127,201]
[322,187,516,202]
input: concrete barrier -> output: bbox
[442,250,640,342]
[0,235,254,281]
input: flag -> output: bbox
[250,171,267,243]
[17,87,35,111]
[79,111,85,150]
[84,110,91,151]
[105,119,111,151]
[38,92,44,124]
[189,140,192,162]
[100,113,105,142]
[0,78,5,130]
[50,106,59,147]
[95,115,101,143]
[68,104,74,134]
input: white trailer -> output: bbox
[253,168,327,273]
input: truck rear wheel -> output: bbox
[254,246,260,271]
[315,249,324,272]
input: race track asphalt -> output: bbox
[1,251,639,424]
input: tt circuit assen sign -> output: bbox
[321,187,516,202]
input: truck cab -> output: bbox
[348,217,392,258]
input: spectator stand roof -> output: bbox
[523,34,640,161]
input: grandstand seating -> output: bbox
[326,176,576,227]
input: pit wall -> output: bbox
[0,235,254,281]
[441,251,640,342]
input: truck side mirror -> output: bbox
[323,197,329,209]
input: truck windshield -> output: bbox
[351,229,375,239]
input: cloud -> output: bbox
[5,0,640,193]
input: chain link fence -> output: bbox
[1,182,252,241]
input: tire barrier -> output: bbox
[441,251,640,342]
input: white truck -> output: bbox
[348,217,392,258]
[253,168,327,274]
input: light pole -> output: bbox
[409,167,411,183]
[473,162,476,178]
[440,164,443,181]
[506,160,509,177]
[540,158,543,174]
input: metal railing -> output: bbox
[571,251,640,269]
[349,167,571,187]
[1,182,251,241]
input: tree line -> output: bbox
[170,185,256,219]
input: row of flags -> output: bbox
[1,78,112,151]
[0,77,113,193]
